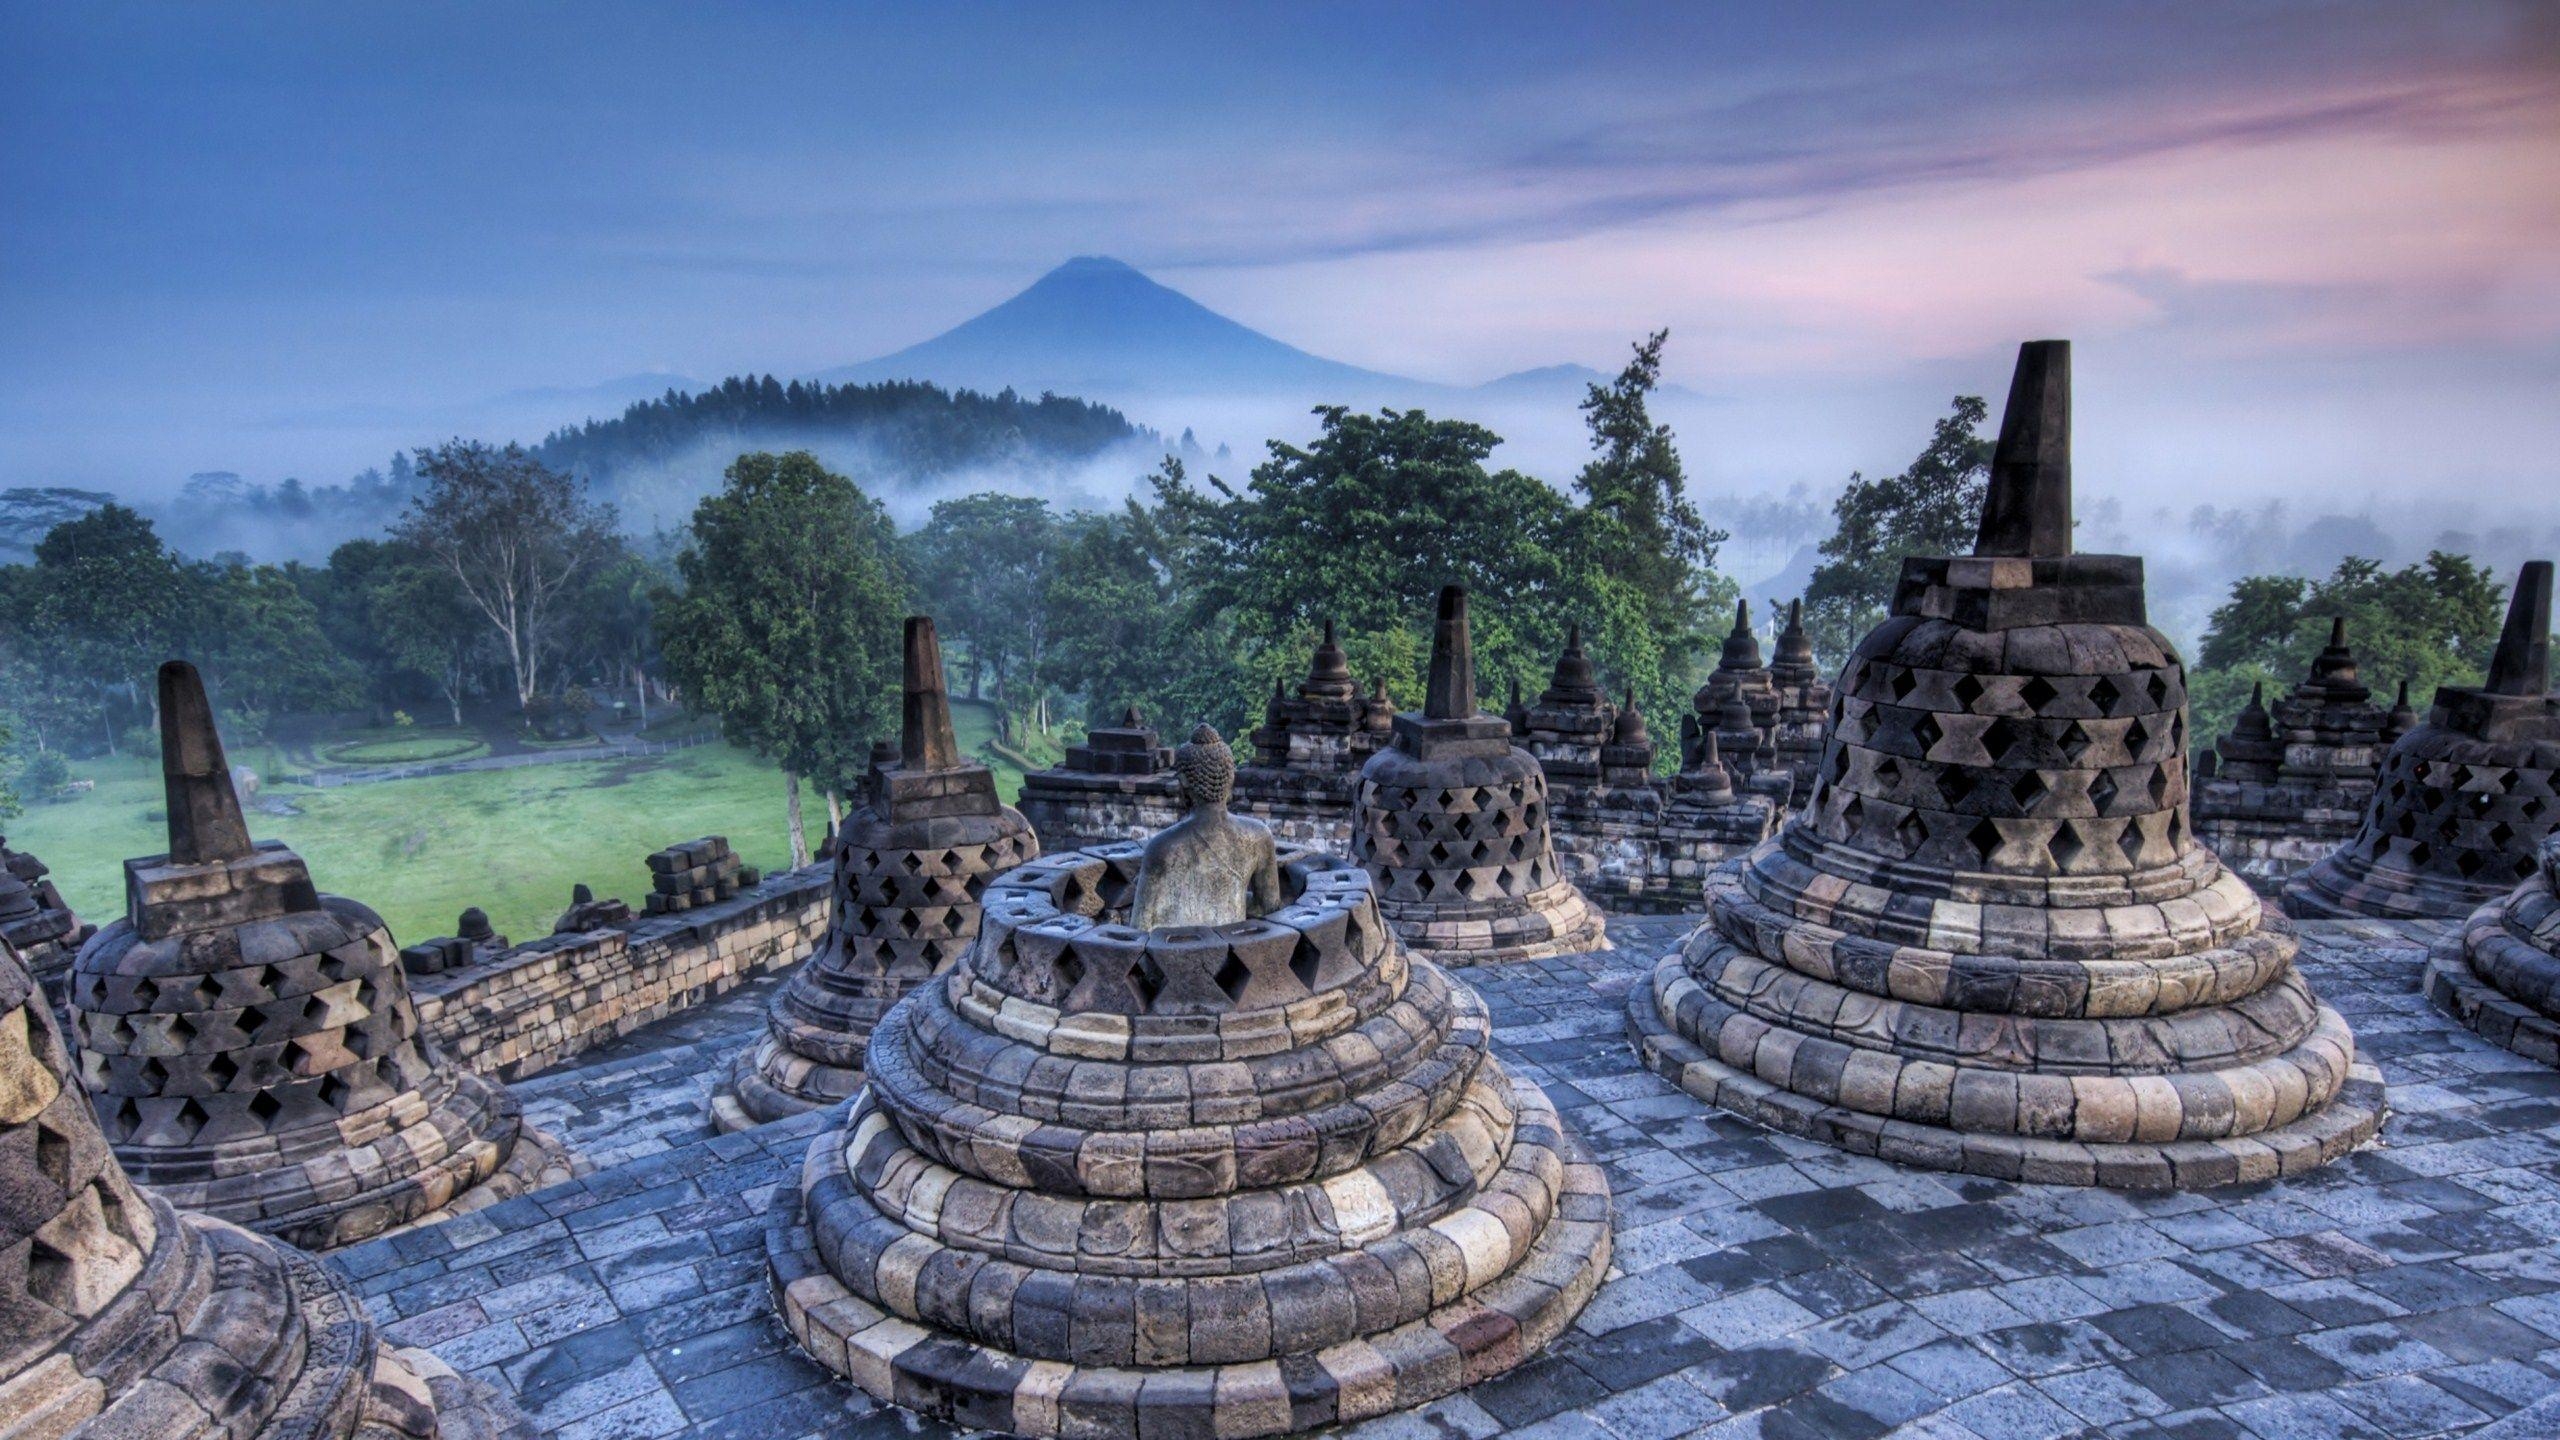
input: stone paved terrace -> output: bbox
[332,916,2560,1440]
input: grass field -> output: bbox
[8,699,1040,953]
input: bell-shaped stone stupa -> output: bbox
[2429,832,2560,1066]
[2,935,530,1439]
[1350,587,1607,963]
[1629,341,2384,1188]
[66,662,569,1249]
[765,725,1610,1437]
[715,616,1039,1131]
[2286,561,2559,920]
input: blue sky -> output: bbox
[1,1,2553,508]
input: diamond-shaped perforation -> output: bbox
[1951,673,1985,710]
[1895,810,1928,857]
[2009,772,2046,810]
[1968,818,2003,865]
[2019,676,2058,711]
[2048,822,2085,870]
[24,1236,74,1310]
[2089,676,2121,714]
[2120,818,2146,863]
[1289,936,1323,991]
[1213,952,1252,1003]
[32,1119,71,1189]
[1129,954,1165,1011]
[1910,713,1942,754]
[2057,721,2092,763]
[1888,667,1918,701]
[1983,720,2018,764]
[2088,772,2118,813]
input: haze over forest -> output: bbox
[2,2,2555,654]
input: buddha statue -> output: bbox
[1130,723,1283,927]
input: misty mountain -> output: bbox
[813,256,1416,399]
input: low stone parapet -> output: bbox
[411,862,832,1080]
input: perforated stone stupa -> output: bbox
[0,833,91,1001]
[714,616,1038,1131]
[1628,341,2384,1188]
[764,818,1611,1437]
[2429,832,2560,1067]
[2286,561,2559,921]
[1767,599,1833,805]
[2193,618,2394,890]
[1686,600,1789,804]
[1,936,530,1440]
[65,661,569,1250]
[1351,587,1606,964]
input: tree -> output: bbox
[1568,331,1729,735]
[654,451,908,866]
[391,441,618,715]
[1162,408,1583,716]
[1803,396,1992,662]
[24,503,192,751]
[906,493,1059,724]
[312,538,485,724]
[188,560,362,721]
[2192,551,2510,742]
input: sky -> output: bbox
[1,0,2555,510]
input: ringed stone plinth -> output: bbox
[716,616,1039,1132]
[2427,833,2560,1065]
[2286,561,2558,921]
[1628,340,2383,1189]
[0,939,529,1440]
[765,844,1612,1438]
[67,662,570,1251]
[1351,587,1606,965]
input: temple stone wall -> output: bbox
[410,862,833,1081]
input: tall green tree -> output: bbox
[24,503,192,751]
[905,493,1059,725]
[1162,407,1582,716]
[1568,331,1730,736]
[1803,396,1992,662]
[654,451,907,866]
[189,560,362,723]
[392,441,619,715]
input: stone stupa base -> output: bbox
[709,1033,860,1134]
[764,1080,1612,1440]
[2425,888,2560,1067]
[1627,957,2386,1189]
[29,1191,532,1440]
[2283,851,2510,924]
[1380,880,1610,967]
[143,1072,579,1252]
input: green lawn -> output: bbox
[8,742,804,951]
[11,704,1055,954]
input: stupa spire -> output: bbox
[2486,560,2553,696]
[157,659,253,865]
[900,615,961,769]
[1424,585,1477,720]
[1972,340,2073,558]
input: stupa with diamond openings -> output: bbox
[714,616,1038,1131]
[2,932,530,1439]
[2193,618,2395,891]
[65,661,570,1250]
[764,776,1611,1434]
[1350,586,1607,963]
[1629,341,2384,1188]
[2286,561,2558,921]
